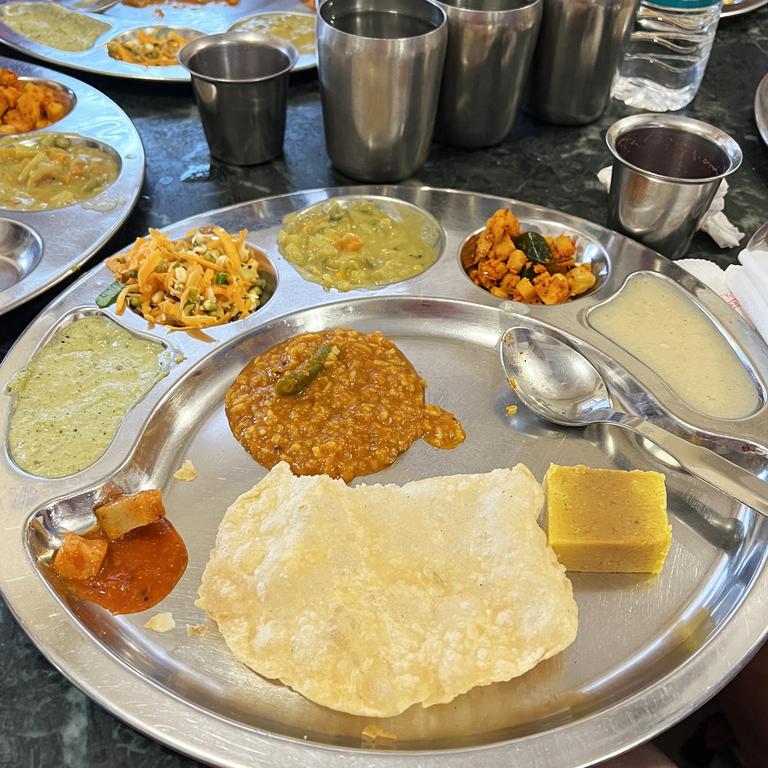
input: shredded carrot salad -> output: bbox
[107,30,191,67]
[105,226,267,329]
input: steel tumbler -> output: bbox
[317,0,448,182]
[180,32,298,166]
[435,0,542,148]
[606,113,742,259]
[525,0,639,125]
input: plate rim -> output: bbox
[0,0,317,80]
[722,0,768,17]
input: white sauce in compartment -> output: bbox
[589,273,759,419]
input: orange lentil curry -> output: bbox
[225,328,465,482]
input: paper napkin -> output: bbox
[725,249,768,345]
[675,250,768,346]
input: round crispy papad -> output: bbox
[197,462,578,717]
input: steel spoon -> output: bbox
[500,326,768,519]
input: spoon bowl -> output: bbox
[500,326,613,425]
[499,325,768,519]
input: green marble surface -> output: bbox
[1,7,767,766]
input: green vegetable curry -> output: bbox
[277,199,441,291]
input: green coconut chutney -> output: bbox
[6,315,170,478]
[1,3,110,52]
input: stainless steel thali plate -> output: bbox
[0,55,144,315]
[722,0,768,17]
[755,71,768,146]
[1,186,768,768]
[0,0,317,81]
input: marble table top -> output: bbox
[2,7,768,765]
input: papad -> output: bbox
[197,462,577,717]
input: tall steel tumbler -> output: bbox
[317,0,448,182]
[524,0,639,125]
[435,0,542,148]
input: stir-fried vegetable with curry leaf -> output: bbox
[462,209,597,305]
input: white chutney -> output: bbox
[589,273,759,419]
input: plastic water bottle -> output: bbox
[611,0,722,112]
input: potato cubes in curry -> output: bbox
[52,533,108,579]
[545,464,672,574]
[53,490,167,580]
[94,489,165,540]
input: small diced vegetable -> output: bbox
[535,272,570,305]
[567,264,597,296]
[516,277,537,302]
[52,532,108,579]
[507,249,526,274]
[94,489,165,540]
[552,234,577,260]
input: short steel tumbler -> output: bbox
[180,32,298,166]
[606,114,742,259]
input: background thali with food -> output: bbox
[1,8,768,768]
[0,0,317,81]
[0,55,143,314]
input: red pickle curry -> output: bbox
[52,489,187,614]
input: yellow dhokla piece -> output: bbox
[545,464,672,574]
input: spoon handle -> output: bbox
[616,415,768,519]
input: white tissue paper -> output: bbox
[724,249,768,345]
[597,167,744,249]
[676,250,768,347]
[676,259,743,315]
[700,180,745,248]
[738,249,768,297]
